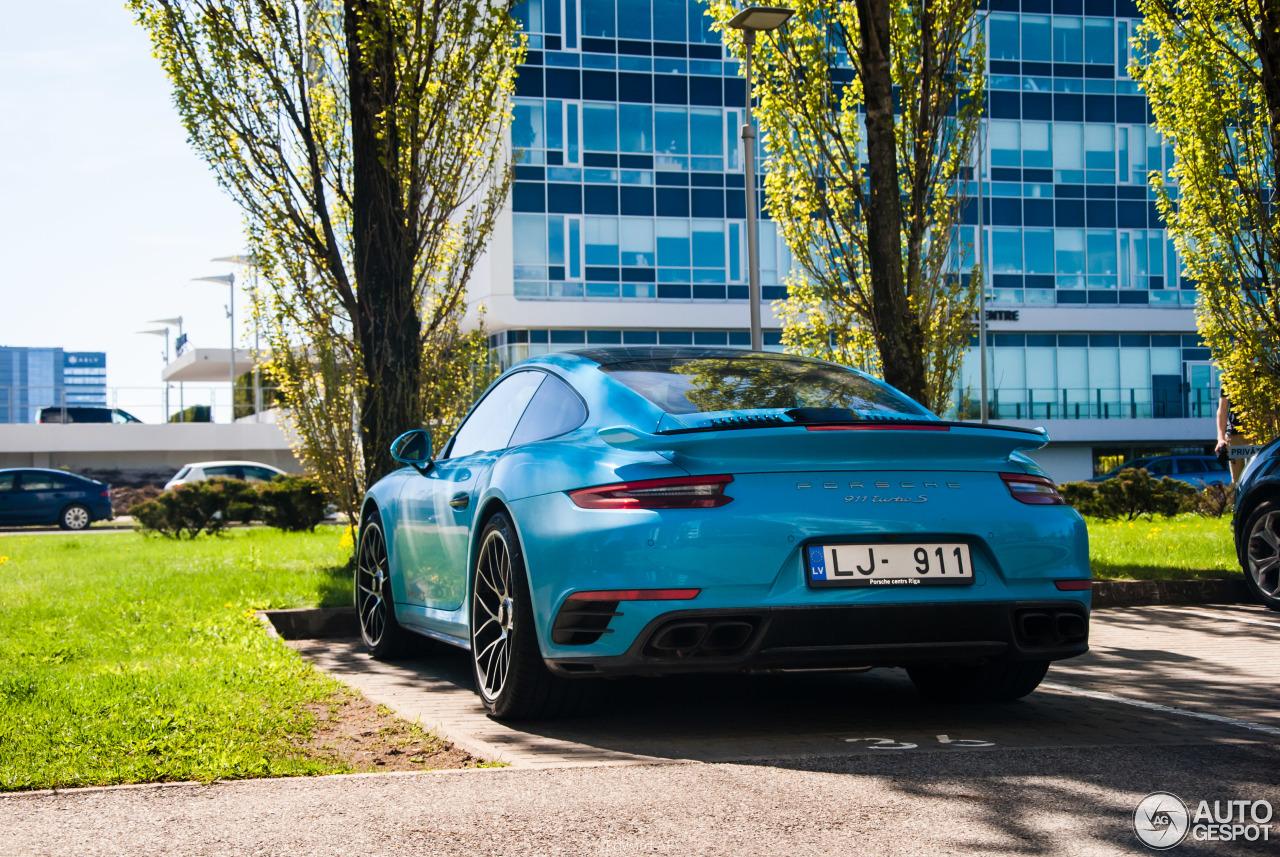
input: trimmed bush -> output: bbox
[257,475,328,532]
[1193,481,1237,518]
[129,478,255,538]
[1060,468,1197,520]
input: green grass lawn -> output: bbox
[0,527,356,791]
[1083,513,1240,581]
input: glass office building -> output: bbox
[468,0,1213,479]
[0,348,107,424]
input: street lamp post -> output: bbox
[148,317,184,422]
[137,327,171,421]
[728,5,794,352]
[213,255,262,422]
[194,273,236,420]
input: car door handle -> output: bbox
[449,492,469,510]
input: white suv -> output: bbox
[164,460,287,491]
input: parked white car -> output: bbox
[164,461,287,491]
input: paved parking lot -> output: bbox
[291,603,1280,768]
[6,603,1278,856]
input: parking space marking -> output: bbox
[1144,606,1280,630]
[1043,682,1280,739]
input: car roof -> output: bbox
[180,461,285,469]
[0,468,96,481]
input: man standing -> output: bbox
[1216,389,1250,482]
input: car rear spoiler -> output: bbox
[597,422,1050,472]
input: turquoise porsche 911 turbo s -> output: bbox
[355,347,1091,720]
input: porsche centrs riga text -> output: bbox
[355,347,1091,720]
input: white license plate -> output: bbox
[807,542,974,587]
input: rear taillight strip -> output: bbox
[568,589,701,601]
[568,474,734,510]
[1000,472,1065,505]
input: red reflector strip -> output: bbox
[805,424,951,432]
[567,588,701,601]
[1055,580,1092,591]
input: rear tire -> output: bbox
[908,659,1049,703]
[1241,501,1280,611]
[355,518,412,659]
[470,512,586,720]
[59,504,91,531]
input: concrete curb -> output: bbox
[259,607,358,640]
[1090,578,1250,609]
[260,581,1255,641]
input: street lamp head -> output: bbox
[728,5,794,32]
[136,329,168,337]
[147,317,183,327]
[212,254,260,266]
[194,274,234,286]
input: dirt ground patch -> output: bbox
[296,693,480,772]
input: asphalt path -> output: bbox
[4,604,1279,856]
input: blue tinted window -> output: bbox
[514,215,547,264]
[655,108,687,153]
[548,216,565,264]
[569,219,581,277]
[585,185,619,215]
[1054,17,1082,62]
[620,186,655,216]
[989,14,1019,60]
[582,0,615,37]
[692,221,724,267]
[1087,230,1117,275]
[1021,15,1051,62]
[509,375,586,446]
[513,101,544,150]
[1056,229,1085,274]
[618,0,651,39]
[583,104,616,151]
[449,371,545,458]
[657,220,690,266]
[619,104,653,153]
[652,0,684,41]
[1025,229,1054,274]
[1084,18,1114,64]
[585,217,619,264]
[545,100,563,149]
[621,218,655,265]
[690,108,722,155]
[991,228,1023,272]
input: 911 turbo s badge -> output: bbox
[795,479,962,505]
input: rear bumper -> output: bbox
[545,599,1088,678]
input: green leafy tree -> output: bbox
[129,0,522,507]
[1133,0,1280,441]
[708,0,985,412]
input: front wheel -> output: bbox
[470,513,585,720]
[1242,501,1280,611]
[59,504,91,531]
[355,518,411,658]
[907,660,1049,703]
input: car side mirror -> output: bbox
[390,429,433,469]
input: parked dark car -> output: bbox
[1088,455,1229,486]
[38,407,143,424]
[1233,439,1280,611]
[0,468,114,530]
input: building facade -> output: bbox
[0,348,107,424]
[466,0,1214,482]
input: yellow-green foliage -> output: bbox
[128,0,520,517]
[1132,0,1280,442]
[707,0,984,412]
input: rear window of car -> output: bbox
[600,356,931,417]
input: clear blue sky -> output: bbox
[0,1,247,406]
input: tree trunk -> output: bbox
[855,0,928,403]
[346,0,425,482]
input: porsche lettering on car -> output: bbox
[355,347,1091,720]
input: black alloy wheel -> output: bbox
[470,512,586,720]
[1242,501,1280,611]
[59,503,91,531]
[356,518,411,658]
